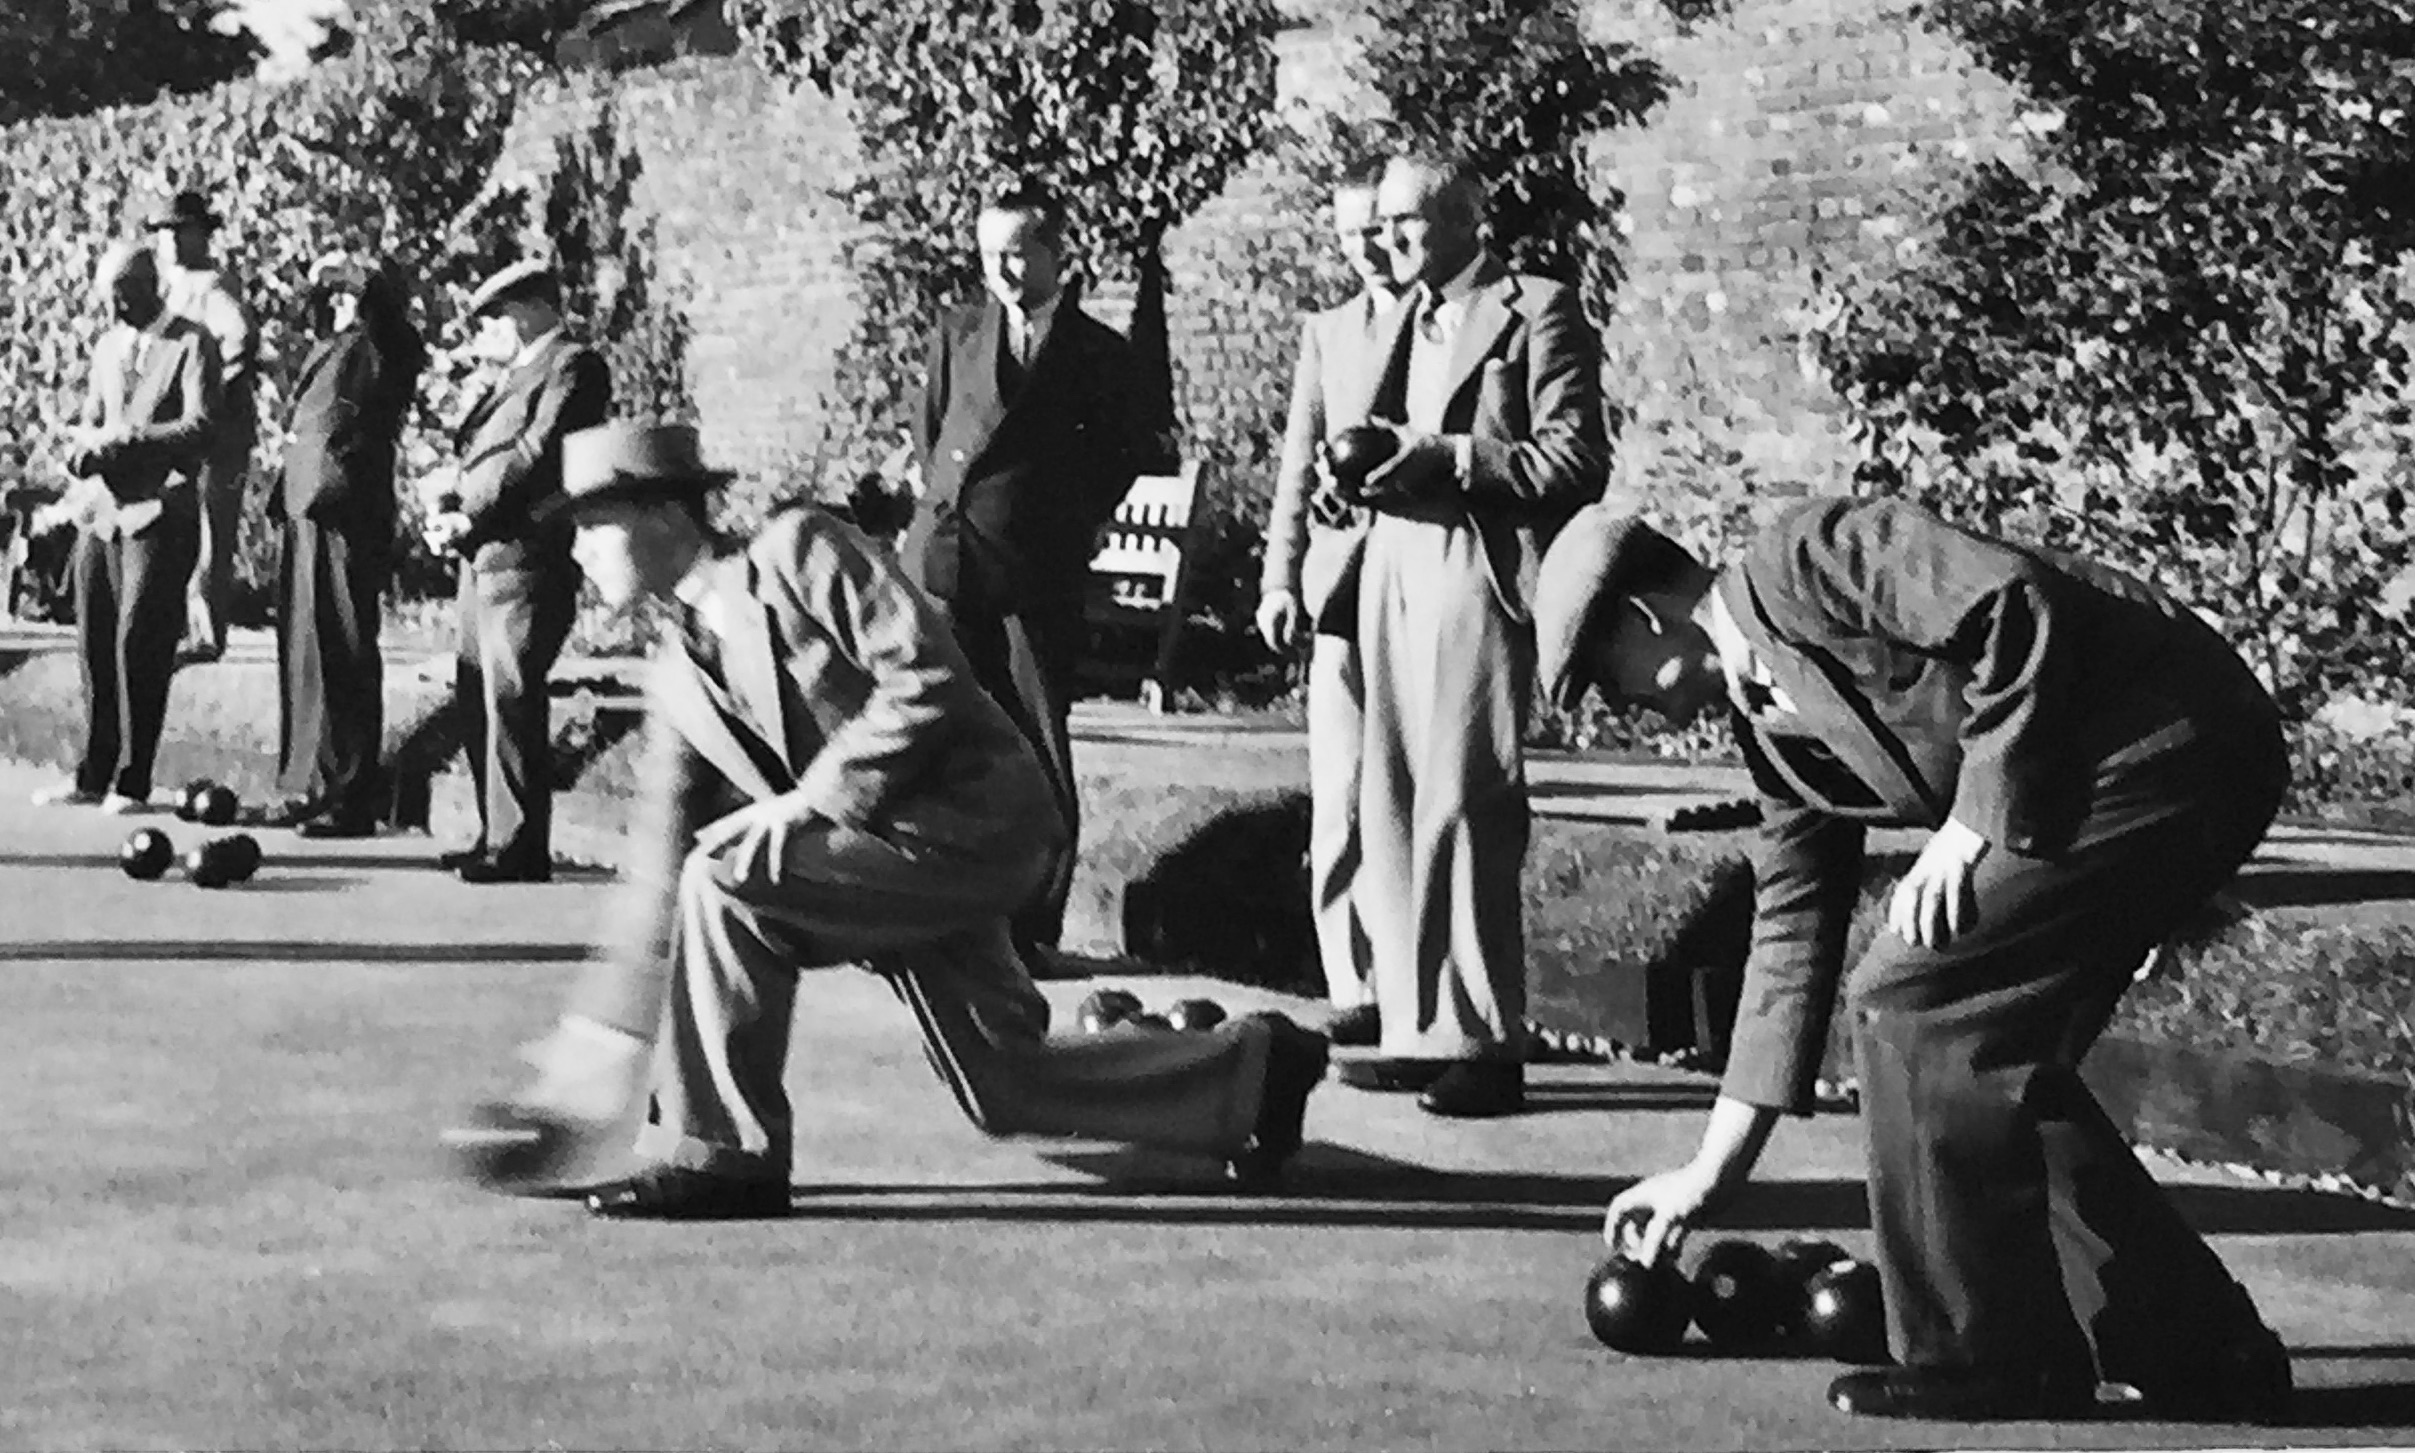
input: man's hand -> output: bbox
[420,509,472,557]
[1603,1160,1721,1267]
[1256,588,1301,653]
[414,467,462,515]
[1887,815,1989,950]
[693,796,805,884]
[1355,427,1459,509]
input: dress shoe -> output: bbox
[1828,1365,2098,1421]
[97,792,146,816]
[295,811,380,839]
[586,1165,792,1220]
[2125,1326,2292,1424]
[1324,1003,1380,1047]
[457,856,552,884]
[1418,1061,1525,1118]
[1228,1013,1330,1191]
[436,843,489,870]
[1331,1057,1454,1093]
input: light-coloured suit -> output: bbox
[159,261,255,655]
[448,331,612,870]
[563,508,1279,1178]
[61,313,221,799]
[1261,288,1398,1008]
[1355,253,1607,1060]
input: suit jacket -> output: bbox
[160,262,257,426]
[1366,253,1609,619]
[61,314,221,539]
[902,287,1153,621]
[279,327,418,541]
[452,331,611,575]
[1261,287,1400,631]
[1716,496,2279,1111]
[595,507,1064,1019]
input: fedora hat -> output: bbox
[146,189,221,232]
[465,258,557,320]
[1533,504,1703,713]
[538,421,737,525]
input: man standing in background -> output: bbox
[421,259,612,884]
[150,188,256,667]
[1257,158,1404,1048]
[902,179,1156,974]
[1333,152,1609,1118]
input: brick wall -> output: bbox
[500,1,2026,529]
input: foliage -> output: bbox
[0,15,542,620]
[0,1,262,126]
[1353,0,1671,293]
[1810,0,2415,717]
[730,0,1281,510]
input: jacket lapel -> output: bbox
[1360,290,1418,422]
[715,554,793,770]
[647,650,786,804]
[1719,572,1943,820]
[1435,262,1516,418]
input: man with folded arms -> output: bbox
[445,421,1330,1219]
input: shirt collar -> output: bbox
[512,325,563,370]
[1704,575,1798,718]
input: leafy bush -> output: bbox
[1810,0,2415,719]
[0,2,260,127]
[0,15,540,624]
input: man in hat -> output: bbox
[1256,156,1404,1049]
[1537,495,2293,1422]
[421,259,611,882]
[27,243,221,811]
[148,188,257,666]
[444,421,1330,1219]
[901,178,1163,976]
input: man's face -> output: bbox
[472,312,520,364]
[326,287,360,335]
[106,259,161,327]
[977,207,1065,314]
[1331,185,1392,296]
[571,502,689,612]
[1375,163,1481,290]
[1583,596,1728,726]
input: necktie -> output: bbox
[677,601,723,682]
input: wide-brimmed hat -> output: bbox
[464,258,557,320]
[538,421,737,525]
[1533,504,1702,713]
[146,190,221,232]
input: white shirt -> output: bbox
[513,325,564,370]
[158,261,253,389]
[1401,252,1489,483]
[1005,289,1062,368]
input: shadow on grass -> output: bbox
[0,851,615,876]
[760,1152,2415,1238]
[0,940,593,963]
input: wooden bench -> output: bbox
[1080,461,1206,714]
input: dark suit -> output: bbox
[274,325,419,818]
[1717,497,2285,1390]
[902,287,1149,952]
[449,332,611,870]
[1353,255,1607,1061]
[65,313,220,800]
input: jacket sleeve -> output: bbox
[1719,787,1865,1113]
[1769,497,2075,854]
[785,517,965,827]
[298,337,382,518]
[911,318,949,464]
[1260,315,1324,600]
[565,702,701,1041]
[119,329,220,468]
[458,345,612,543]
[1461,282,1609,515]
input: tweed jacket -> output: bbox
[901,286,1158,620]
[452,331,611,574]
[598,507,1064,1005]
[1260,287,1400,631]
[1715,496,2279,1110]
[1363,253,1610,620]
[59,313,221,538]
[279,328,414,539]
